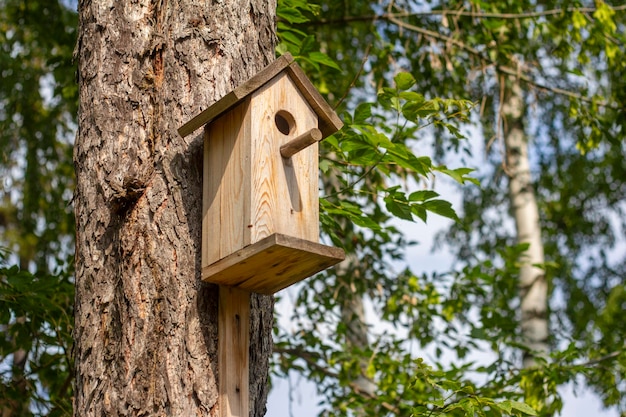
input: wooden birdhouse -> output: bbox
[179,53,345,417]
[178,53,345,295]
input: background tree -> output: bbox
[0,1,76,414]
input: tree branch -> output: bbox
[334,44,372,110]
[577,346,626,368]
[304,5,626,25]
[296,5,622,108]
[385,15,618,108]
[274,346,400,413]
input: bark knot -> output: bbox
[111,176,149,215]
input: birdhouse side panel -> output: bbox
[249,74,320,245]
[202,100,252,267]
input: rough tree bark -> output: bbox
[73,1,276,415]
[502,77,549,368]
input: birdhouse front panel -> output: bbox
[202,99,253,268]
[248,74,320,245]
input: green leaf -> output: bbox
[384,151,431,176]
[437,166,479,185]
[350,214,382,230]
[422,200,459,221]
[402,99,439,121]
[413,205,427,222]
[347,148,380,166]
[353,103,372,124]
[482,19,506,30]
[409,190,439,202]
[572,10,587,30]
[298,35,316,54]
[307,52,342,71]
[497,400,513,414]
[384,195,413,221]
[510,401,537,416]
[593,3,616,34]
[277,6,309,24]
[279,30,305,47]
[438,379,461,391]
[459,398,475,416]
[399,91,425,102]
[319,159,331,173]
[394,72,416,91]
[365,361,376,379]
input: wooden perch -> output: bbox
[280,128,322,158]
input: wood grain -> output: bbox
[203,100,252,266]
[280,128,323,158]
[250,74,320,245]
[203,233,346,294]
[219,286,250,417]
[203,73,324,269]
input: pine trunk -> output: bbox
[73,1,276,415]
[502,78,549,368]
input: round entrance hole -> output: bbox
[275,110,295,135]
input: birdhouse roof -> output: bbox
[178,53,343,139]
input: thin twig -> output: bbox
[334,44,372,110]
[497,73,513,176]
[577,347,625,367]
[274,346,401,413]
[300,5,626,25]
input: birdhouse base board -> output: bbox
[202,233,345,294]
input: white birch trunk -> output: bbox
[503,78,549,368]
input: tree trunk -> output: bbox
[338,254,376,398]
[0,346,27,417]
[73,1,276,415]
[502,77,549,368]
[326,171,376,401]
